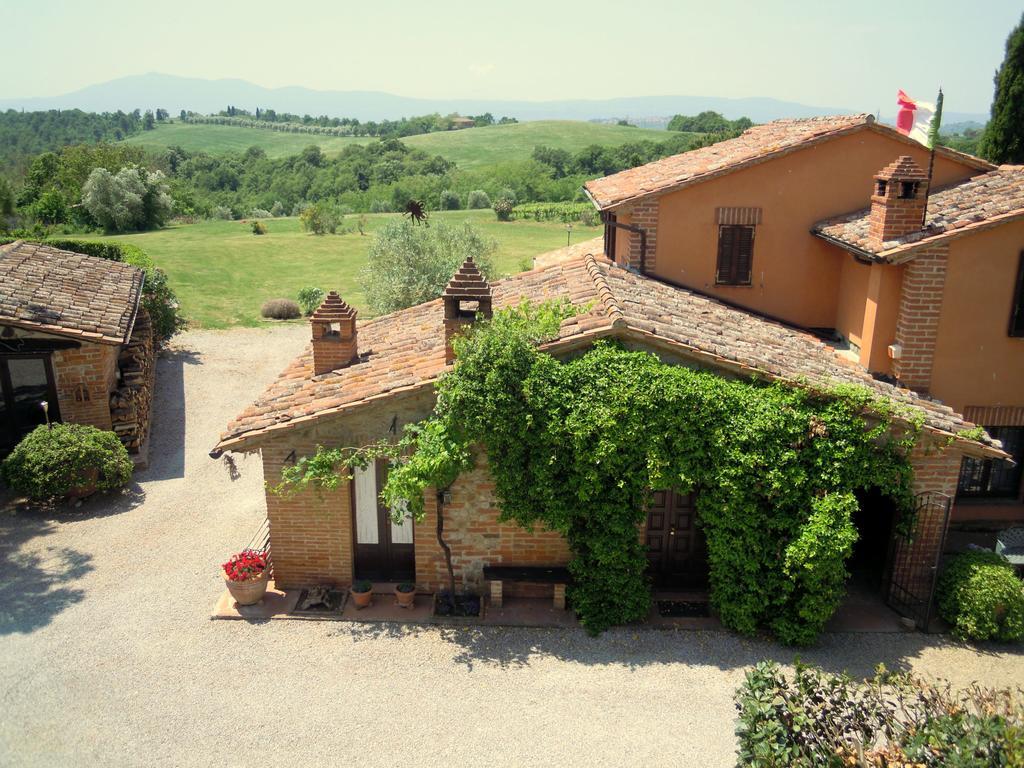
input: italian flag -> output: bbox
[896,89,944,148]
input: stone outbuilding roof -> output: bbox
[215,254,1002,458]
[813,166,1024,260]
[583,114,992,210]
[0,240,145,344]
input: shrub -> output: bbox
[297,286,326,316]
[736,660,1024,767]
[439,189,461,210]
[466,189,490,209]
[498,187,517,206]
[212,205,233,220]
[369,199,392,213]
[300,202,340,235]
[260,298,301,320]
[493,197,514,221]
[269,201,285,217]
[248,208,272,219]
[1,424,133,500]
[938,551,1024,641]
[362,219,497,314]
[251,220,267,235]
[290,202,310,217]
[579,209,599,227]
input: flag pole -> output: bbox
[921,88,943,228]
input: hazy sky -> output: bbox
[2,0,1020,114]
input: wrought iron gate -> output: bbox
[885,491,952,631]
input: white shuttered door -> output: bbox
[354,464,379,544]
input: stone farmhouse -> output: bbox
[215,114,1022,626]
[0,241,156,464]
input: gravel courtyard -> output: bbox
[1,326,1022,768]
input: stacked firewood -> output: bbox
[110,309,155,454]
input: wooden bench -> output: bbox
[482,565,571,610]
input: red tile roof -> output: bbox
[584,115,992,210]
[814,166,1024,259]
[215,255,1001,458]
[0,240,144,344]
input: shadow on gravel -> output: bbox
[336,620,1022,677]
[139,346,202,483]
[0,515,93,635]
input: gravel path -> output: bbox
[1,326,1022,768]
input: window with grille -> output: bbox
[957,426,1024,499]
[1010,251,1024,337]
[716,225,754,286]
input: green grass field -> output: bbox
[84,210,601,329]
[122,120,680,166]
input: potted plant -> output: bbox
[351,579,373,609]
[221,548,270,606]
[395,582,416,608]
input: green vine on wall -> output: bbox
[281,300,918,642]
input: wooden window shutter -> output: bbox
[1010,251,1024,337]
[716,225,754,285]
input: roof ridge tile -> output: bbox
[583,254,625,327]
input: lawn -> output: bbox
[86,210,601,328]
[121,120,687,166]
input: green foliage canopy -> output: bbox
[938,550,1024,642]
[980,13,1024,163]
[361,219,497,314]
[81,165,173,232]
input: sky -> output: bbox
[1,0,1020,115]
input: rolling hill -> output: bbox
[121,119,684,166]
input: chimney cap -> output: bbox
[443,257,491,299]
[874,155,928,182]
[311,291,357,321]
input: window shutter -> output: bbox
[716,225,736,283]
[1010,251,1024,337]
[735,226,753,285]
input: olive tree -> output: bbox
[362,219,497,314]
[82,165,173,232]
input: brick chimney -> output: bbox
[867,156,929,249]
[442,257,492,364]
[310,291,358,375]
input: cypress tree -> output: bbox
[980,13,1024,163]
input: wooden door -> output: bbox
[352,460,415,582]
[645,490,708,588]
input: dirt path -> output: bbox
[1,326,1021,767]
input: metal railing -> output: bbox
[244,517,273,578]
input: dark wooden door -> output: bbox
[352,460,415,582]
[645,489,708,588]
[0,355,61,453]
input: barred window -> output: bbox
[957,426,1024,499]
[1009,251,1024,337]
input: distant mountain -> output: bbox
[0,73,990,126]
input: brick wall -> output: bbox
[51,341,119,430]
[413,461,571,595]
[894,244,948,393]
[626,198,660,272]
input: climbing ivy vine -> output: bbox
[282,301,918,643]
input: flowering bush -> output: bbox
[222,549,268,582]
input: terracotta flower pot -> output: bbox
[224,569,269,606]
[395,585,416,609]
[351,585,373,609]
[66,467,100,500]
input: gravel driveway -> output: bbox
[1,326,1022,768]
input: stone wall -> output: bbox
[110,309,155,460]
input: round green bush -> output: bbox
[1,424,133,500]
[938,551,1024,642]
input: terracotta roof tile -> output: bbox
[0,240,144,344]
[216,256,998,456]
[814,166,1024,258]
[584,115,992,210]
